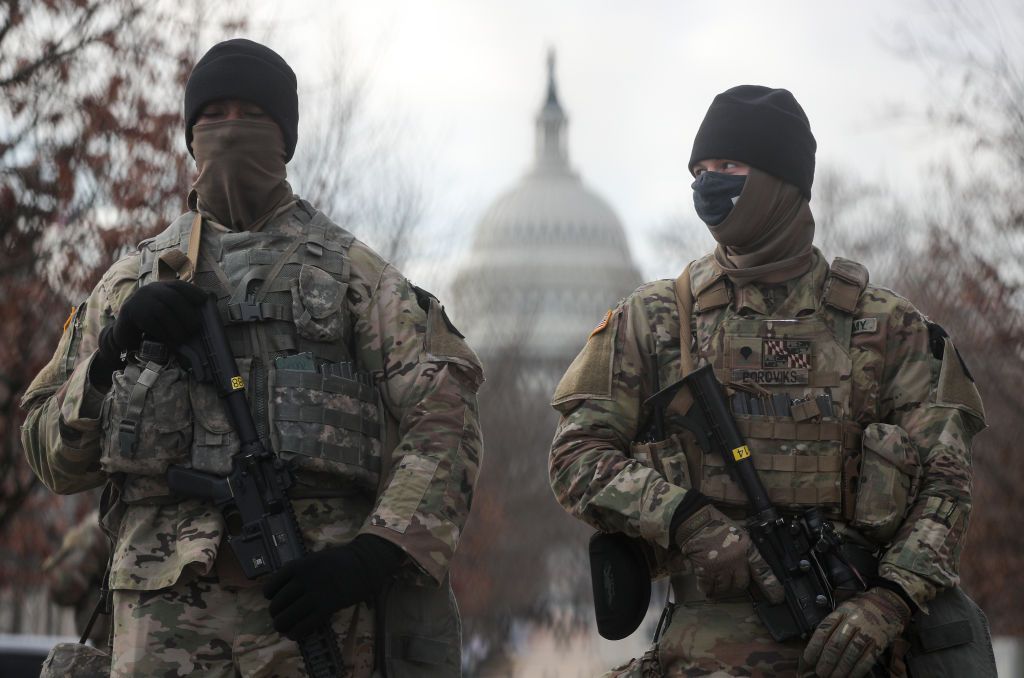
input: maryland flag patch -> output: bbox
[590,310,613,339]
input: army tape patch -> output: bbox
[853,318,879,335]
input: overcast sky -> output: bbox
[256,0,1013,282]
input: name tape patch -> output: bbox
[730,368,810,385]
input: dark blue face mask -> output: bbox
[691,171,747,225]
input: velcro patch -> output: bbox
[853,318,879,335]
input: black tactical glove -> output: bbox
[263,534,405,641]
[88,281,208,390]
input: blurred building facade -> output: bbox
[452,51,641,380]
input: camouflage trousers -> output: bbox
[605,599,810,678]
[110,552,376,677]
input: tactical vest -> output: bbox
[100,202,383,502]
[644,255,891,530]
[693,255,865,521]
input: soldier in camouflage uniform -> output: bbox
[22,39,483,677]
[549,86,986,677]
[43,509,112,649]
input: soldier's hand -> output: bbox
[262,534,404,642]
[114,280,208,350]
[675,504,784,602]
[90,282,207,390]
[802,587,911,678]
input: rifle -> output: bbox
[647,364,870,642]
[166,295,346,678]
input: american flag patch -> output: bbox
[590,310,613,338]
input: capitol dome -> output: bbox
[453,52,642,366]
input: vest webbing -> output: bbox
[675,255,870,519]
[702,478,842,506]
[703,451,842,473]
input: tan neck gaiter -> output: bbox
[191,119,292,230]
[708,168,815,287]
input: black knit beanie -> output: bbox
[689,85,816,199]
[184,39,299,161]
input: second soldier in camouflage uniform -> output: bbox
[43,508,112,649]
[22,39,483,677]
[549,86,985,677]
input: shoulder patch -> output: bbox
[411,284,436,313]
[927,321,974,381]
[413,284,465,339]
[926,321,947,360]
[62,305,78,333]
[935,336,985,424]
[423,294,479,381]
[553,310,618,407]
[590,310,613,338]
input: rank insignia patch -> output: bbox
[590,310,613,338]
[731,338,763,368]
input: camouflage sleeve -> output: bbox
[348,245,484,584]
[20,254,140,495]
[43,509,110,606]
[875,299,985,609]
[548,285,688,550]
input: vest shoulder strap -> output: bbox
[688,253,731,312]
[305,206,357,252]
[673,264,696,377]
[138,212,197,284]
[138,211,194,253]
[823,257,870,314]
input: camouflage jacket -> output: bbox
[43,508,111,646]
[549,250,984,608]
[21,200,484,591]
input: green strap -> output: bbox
[118,362,162,455]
